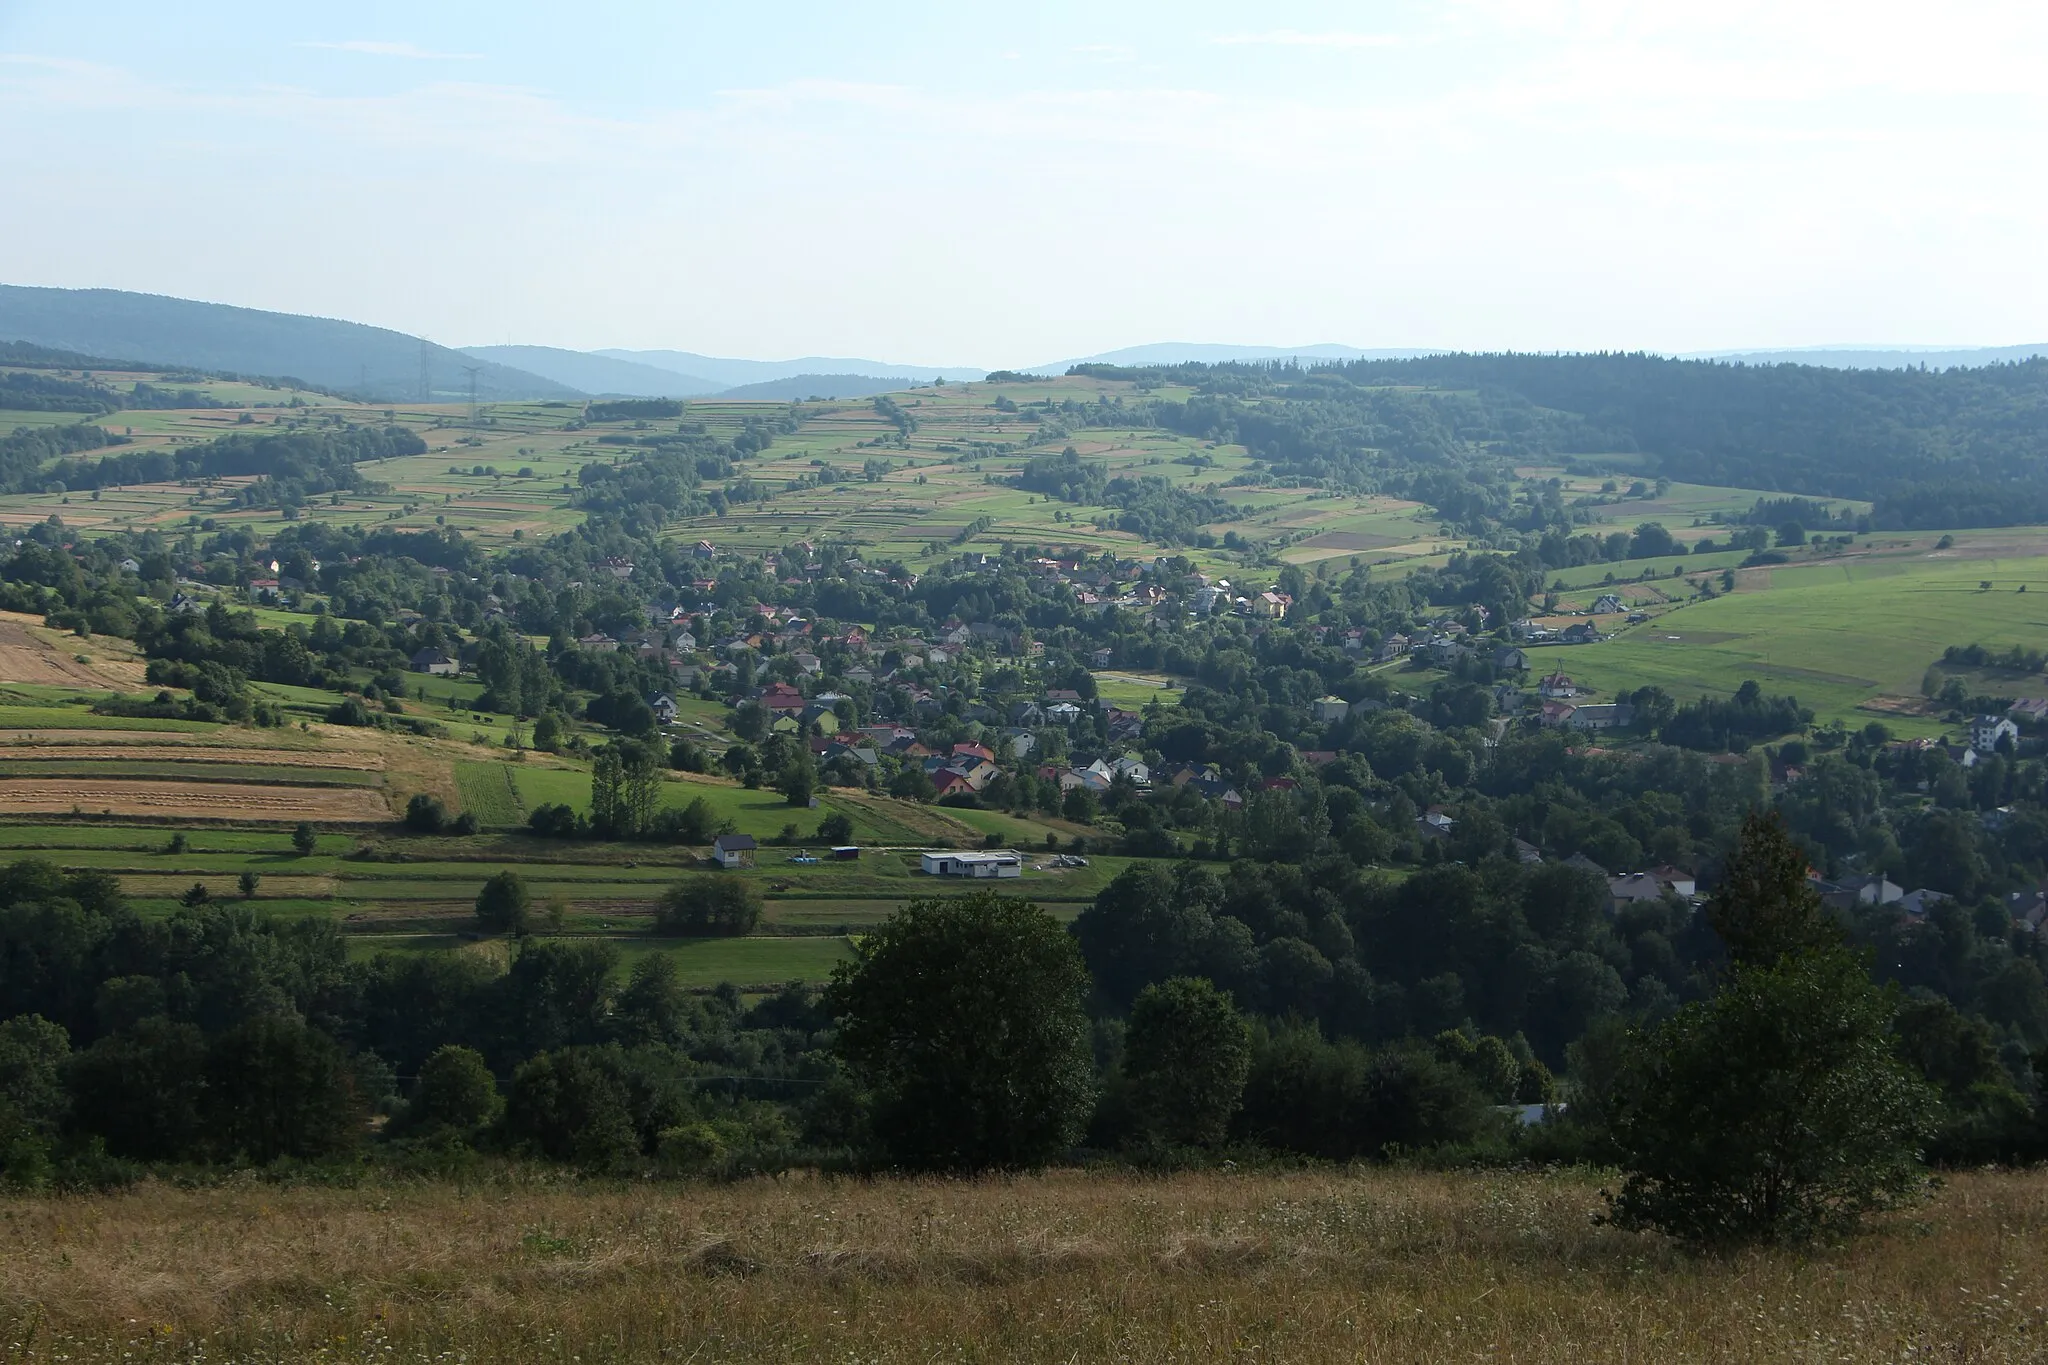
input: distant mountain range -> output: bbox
[0,285,578,401]
[2,286,2042,404]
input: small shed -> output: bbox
[711,833,757,869]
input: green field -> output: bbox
[1557,545,2048,733]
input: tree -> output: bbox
[1604,812,1937,1246]
[532,710,563,752]
[474,870,531,935]
[778,750,816,807]
[0,1014,70,1181]
[590,740,664,839]
[1603,949,1936,1246]
[181,881,211,907]
[238,870,260,899]
[291,822,318,855]
[408,1044,502,1134]
[816,812,854,845]
[404,793,448,834]
[827,891,1095,1169]
[654,876,762,936]
[1707,810,1840,965]
[1123,977,1251,1147]
[204,1015,363,1163]
[502,1048,639,1167]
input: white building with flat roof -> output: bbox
[919,850,1022,878]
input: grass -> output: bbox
[453,760,525,826]
[4,1167,2047,1362]
[1559,543,2048,732]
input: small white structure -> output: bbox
[920,850,1022,878]
[712,834,757,869]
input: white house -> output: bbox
[1971,714,2021,754]
[647,693,678,725]
[711,834,757,868]
[409,647,459,676]
[919,850,1022,878]
[1046,702,1083,725]
[1313,695,1350,723]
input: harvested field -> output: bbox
[0,778,391,822]
[0,612,145,688]
[0,745,384,770]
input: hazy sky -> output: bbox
[2,1,2044,366]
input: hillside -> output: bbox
[597,347,987,387]
[460,344,723,397]
[0,285,579,401]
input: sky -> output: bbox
[2,0,2045,367]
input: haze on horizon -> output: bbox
[1,0,2044,368]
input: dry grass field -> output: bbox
[3,1168,2047,1362]
[0,776,390,822]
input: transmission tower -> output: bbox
[461,365,482,429]
[418,341,432,404]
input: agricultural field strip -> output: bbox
[0,759,383,786]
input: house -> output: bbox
[1538,700,1578,728]
[1008,700,1044,727]
[1564,852,1608,877]
[693,540,717,560]
[758,682,806,714]
[1609,872,1669,908]
[577,632,619,653]
[1492,646,1529,672]
[952,742,995,763]
[1374,633,1409,663]
[1591,593,1626,614]
[711,834,757,869]
[1538,673,1578,699]
[1970,714,2021,754]
[1251,591,1291,620]
[409,647,459,676]
[1111,755,1151,785]
[1561,622,1602,644]
[118,557,141,574]
[1648,865,1697,897]
[920,850,1022,878]
[1564,702,1634,731]
[1046,702,1083,725]
[929,770,972,797]
[1510,837,1543,865]
[1091,647,1114,668]
[1313,695,1350,723]
[646,693,678,725]
[1899,888,1952,917]
[2009,698,2048,723]
[1416,808,1455,839]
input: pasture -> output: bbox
[1558,538,2048,731]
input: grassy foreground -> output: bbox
[4,1168,2048,1361]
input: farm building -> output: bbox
[919,850,1022,878]
[409,648,459,676]
[711,834,757,869]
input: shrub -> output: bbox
[403,793,448,834]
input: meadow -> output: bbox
[1555,533,2048,734]
[3,1166,2046,1362]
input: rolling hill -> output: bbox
[457,345,722,397]
[596,348,987,388]
[0,285,579,401]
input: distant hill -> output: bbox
[458,345,722,397]
[715,373,933,402]
[1688,343,2048,371]
[1025,342,1437,374]
[0,285,580,401]
[597,348,986,388]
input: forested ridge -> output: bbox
[1093,353,2048,529]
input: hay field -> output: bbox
[3,1167,2045,1363]
[0,777,389,822]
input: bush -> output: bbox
[291,822,317,855]
[654,877,762,936]
[404,793,448,834]
[527,803,581,839]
